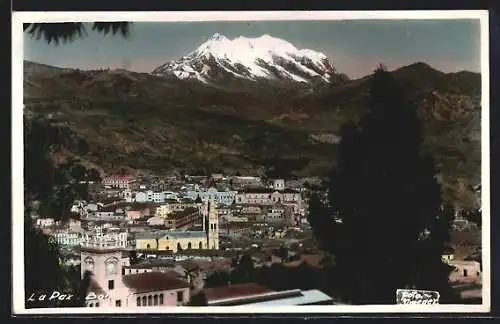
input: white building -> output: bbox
[271,179,286,191]
[265,207,286,223]
[102,175,136,189]
[36,218,55,228]
[124,190,172,204]
[185,187,237,206]
[80,234,190,308]
[81,227,129,249]
[236,189,301,207]
[51,231,82,247]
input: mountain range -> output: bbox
[23,34,482,209]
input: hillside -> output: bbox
[23,60,481,208]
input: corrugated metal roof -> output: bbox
[235,289,333,306]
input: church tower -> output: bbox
[206,197,219,250]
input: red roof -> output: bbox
[203,283,272,301]
[122,271,189,294]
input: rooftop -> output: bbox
[170,208,200,220]
[122,271,189,294]
[204,283,272,302]
[238,289,334,306]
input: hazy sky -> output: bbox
[24,19,481,79]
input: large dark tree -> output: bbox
[230,254,256,284]
[309,67,455,304]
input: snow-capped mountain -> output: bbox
[152,33,344,89]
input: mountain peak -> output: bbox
[152,34,340,88]
[209,33,227,41]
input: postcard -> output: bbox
[12,10,490,314]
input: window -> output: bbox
[148,295,153,306]
[146,244,151,249]
[199,242,203,249]
[136,297,141,306]
[95,302,100,307]
[177,243,182,251]
[188,242,192,249]
[116,300,121,307]
[122,268,125,275]
[108,280,114,290]
[105,257,119,276]
[89,303,94,307]
[154,295,158,305]
[159,294,164,305]
[177,291,183,302]
[142,296,147,306]
[463,269,468,277]
[84,257,95,272]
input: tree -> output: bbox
[310,67,453,304]
[87,168,102,182]
[205,270,231,288]
[24,22,131,45]
[463,208,482,227]
[230,254,255,284]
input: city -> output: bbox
[30,172,482,307]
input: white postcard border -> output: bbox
[12,10,491,314]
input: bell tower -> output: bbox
[206,197,219,250]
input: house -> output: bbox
[185,187,237,206]
[240,205,262,214]
[126,210,143,220]
[221,222,252,239]
[216,207,232,218]
[156,202,199,219]
[81,227,129,249]
[127,204,153,219]
[36,218,55,228]
[102,175,136,189]
[441,246,455,264]
[236,188,302,207]
[271,179,285,191]
[68,219,82,232]
[135,192,148,203]
[87,203,99,212]
[264,206,286,223]
[449,260,481,284]
[211,173,224,181]
[164,208,202,230]
[81,232,192,308]
[51,231,81,247]
[231,176,263,188]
